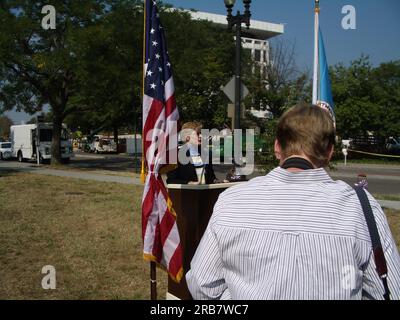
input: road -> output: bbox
[327,163,400,195]
[218,163,400,196]
[1,152,399,196]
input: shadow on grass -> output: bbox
[0,166,37,177]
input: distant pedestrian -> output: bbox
[355,173,368,189]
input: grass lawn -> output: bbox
[0,172,399,300]
[0,172,167,300]
[374,194,400,202]
[386,210,400,249]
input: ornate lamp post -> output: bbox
[224,0,251,131]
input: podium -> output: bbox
[166,182,240,300]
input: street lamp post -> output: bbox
[224,0,251,131]
[224,1,251,179]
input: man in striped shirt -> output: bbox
[186,104,400,300]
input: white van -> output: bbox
[0,141,12,160]
[10,123,74,163]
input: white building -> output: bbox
[188,11,284,70]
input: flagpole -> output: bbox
[142,0,158,301]
[150,261,157,300]
[141,0,147,185]
[312,0,320,105]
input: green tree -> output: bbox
[160,7,235,128]
[66,0,143,141]
[244,40,310,123]
[64,4,236,136]
[0,0,109,164]
[0,115,13,140]
[371,60,400,137]
[235,41,310,172]
[331,56,400,140]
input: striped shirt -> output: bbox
[186,167,400,300]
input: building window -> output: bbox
[254,49,261,62]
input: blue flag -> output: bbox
[317,28,335,120]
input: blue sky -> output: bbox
[6,0,400,123]
[165,0,400,69]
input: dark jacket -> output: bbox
[166,148,216,185]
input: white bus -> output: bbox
[10,123,74,163]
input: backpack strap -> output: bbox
[354,186,391,300]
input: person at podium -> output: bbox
[167,121,218,185]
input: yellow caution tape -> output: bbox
[348,149,400,159]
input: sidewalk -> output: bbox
[378,200,400,211]
[0,161,142,185]
[34,168,142,185]
[334,163,400,170]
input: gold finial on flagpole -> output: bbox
[315,0,320,13]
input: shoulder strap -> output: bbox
[353,186,391,300]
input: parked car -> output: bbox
[89,136,117,154]
[0,141,12,160]
[386,137,400,154]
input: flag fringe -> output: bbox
[143,253,184,283]
[166,196,177,218]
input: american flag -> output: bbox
[141,0,183,283]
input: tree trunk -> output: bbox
[113,126,119,154]
[51,116,63,165]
